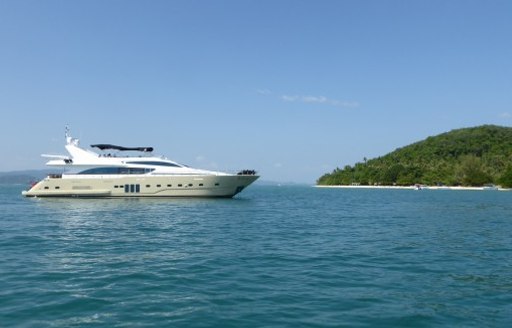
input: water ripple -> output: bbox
[1,185,512,326]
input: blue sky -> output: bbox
[1,0,511,183]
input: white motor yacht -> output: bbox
[22,129,259,198]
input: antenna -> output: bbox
[64,125,78,146]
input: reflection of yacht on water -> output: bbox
[22,128,258,198]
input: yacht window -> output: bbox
[188,183,193,187]
[124,184,141,193]
[126,161,181,167]
[146,185,150,188]
[157,184,161,187]
[167,184,172,187]
[199,183,204,187]
[215,183,220,186]
[178,184,182,187]
[78,167,154,175]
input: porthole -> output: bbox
[157,184,161,187]
[199,183,204,187]
[178,184,182,187]
[167,184,172,187]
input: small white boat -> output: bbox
[483,184,499,190]
[414,184,424,190]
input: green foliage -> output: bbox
[317,125,512,187]
[498,165,512,188]
[457,155,493,186]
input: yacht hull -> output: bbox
[22,174,259,198]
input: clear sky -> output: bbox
[1,0,511,183]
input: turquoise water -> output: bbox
[1,184,511,327]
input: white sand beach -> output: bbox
[315,185,510,191]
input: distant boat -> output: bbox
[483,184,499,190]
[22,128,258,198]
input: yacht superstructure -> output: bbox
[22,129,258,198]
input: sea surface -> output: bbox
[1,184,511,327]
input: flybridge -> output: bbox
[90,144,154,153]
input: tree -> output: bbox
[498,165,512,188]
[458,155,492,186]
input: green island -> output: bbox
[317,125,512,188]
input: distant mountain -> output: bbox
[0,170,50,184]
[317,125,512,187]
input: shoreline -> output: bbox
[315,185,510,191]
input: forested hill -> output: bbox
[317,125,512,187]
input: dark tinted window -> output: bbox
[126,161,181,167]
[78,167,154,175]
